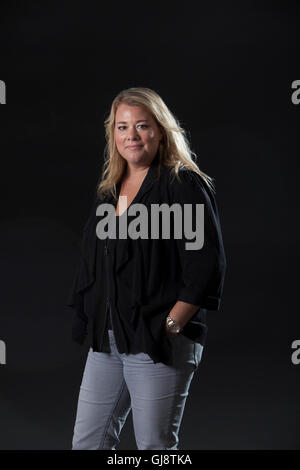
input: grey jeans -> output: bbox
[72,327,203,450]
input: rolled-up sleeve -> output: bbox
[170,169,226,309]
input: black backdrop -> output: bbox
[0,0,299,450]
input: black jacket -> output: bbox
[67,154,227,365]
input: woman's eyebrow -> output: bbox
[116,119,149,124]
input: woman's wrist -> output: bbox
[167,301,200,331]
[166,313,183,334]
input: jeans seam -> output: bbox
[97,376,127,449]
[165,383,178,449]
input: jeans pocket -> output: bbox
[177,333,204,369]
[169,332,196,370]
[193,342,204,368]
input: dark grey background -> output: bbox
[0,0,299,450]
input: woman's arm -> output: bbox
[165,168,226,337]
[165,300,200,338]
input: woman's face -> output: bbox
[114,103,163,168]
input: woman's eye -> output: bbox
[117,125,148,130]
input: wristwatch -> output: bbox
[166,313,182,334]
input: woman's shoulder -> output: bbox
[160,165,215,209]
[164,165,207,191]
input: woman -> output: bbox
[67,87,227,450]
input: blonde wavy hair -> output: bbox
[97,87,215,200]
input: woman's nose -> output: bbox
[127,127,139,139]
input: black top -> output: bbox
[98,207,209,361]
[67,152,227,366]
[102,215,146,353]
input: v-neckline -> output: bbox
[115,167,150,218]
